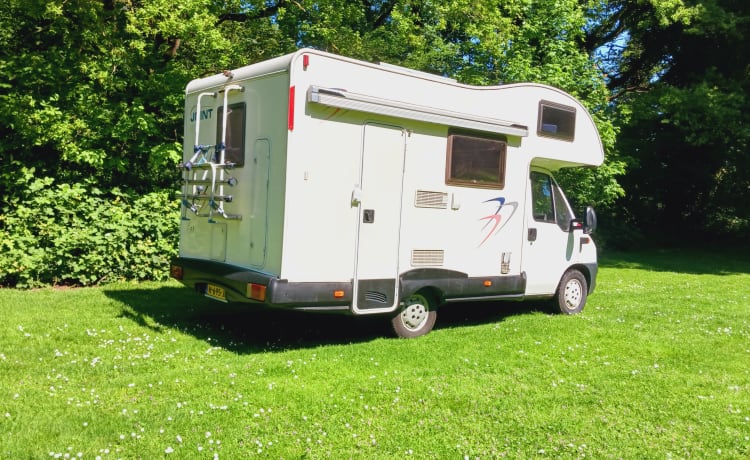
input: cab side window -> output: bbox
[531,172,555,223]
[530,171,575,231]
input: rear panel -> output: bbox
[180,70,290,277]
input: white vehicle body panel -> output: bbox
[173,49,603,315]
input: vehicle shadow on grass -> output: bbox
[105,286,542,353]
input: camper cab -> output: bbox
[170,49,603,338]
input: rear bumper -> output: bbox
[170,257,352,311]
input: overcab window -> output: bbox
[445,132,506,188]
[538,100,576,141]
[216,103,246,167]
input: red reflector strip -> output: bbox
[247,283,267,302]
[288,86,295,130]
[303,54,310,69]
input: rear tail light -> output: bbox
[247,283,267,301]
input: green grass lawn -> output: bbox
[1,248,748,458]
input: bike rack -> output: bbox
[179,85,243,222]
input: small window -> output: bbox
[216,103,246,166]
[446,132,506,188]
[538,100,576,141]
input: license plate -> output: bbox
[205,284,227,302]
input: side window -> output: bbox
[216,103,246,167]
[445,132,506,188]
[538,100,576,141]
[552,182,574,231]
[531,172,555,223]
[530,171,576,231]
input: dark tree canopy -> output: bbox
[589,0,750,242]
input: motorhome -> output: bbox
[170,48,601,338]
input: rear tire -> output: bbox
[391,293,437,338]
[553,269,587,315]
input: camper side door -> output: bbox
[523,169,579,295]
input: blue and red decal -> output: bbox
[479,197,518,246]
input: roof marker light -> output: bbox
[303,54,310,70]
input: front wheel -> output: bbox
[391,293,437,338]
[553,269,588,315]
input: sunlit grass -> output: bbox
[1,248,749,458]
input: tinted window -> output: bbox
[538,101,576,141]
[446,133,506,188]
[216,103,246,166]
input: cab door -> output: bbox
[523,169,578,295]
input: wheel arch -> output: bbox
[399,268,467,309]
[565,262,597,295]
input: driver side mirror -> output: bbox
[583,206,597,234]
[568,206,597,234]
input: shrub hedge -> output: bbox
[0,178,178,288]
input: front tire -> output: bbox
[391,293,437,338]
[554,269,588,315]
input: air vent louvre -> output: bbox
[411,249,445,266]
[364,291,388,304]
[415,190,448,209]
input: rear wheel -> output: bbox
[391,293,437,338]
[553,269,587,314]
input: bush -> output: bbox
[0,178,178,288]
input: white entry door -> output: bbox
[353,123,406,313]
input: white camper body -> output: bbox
[171,49,603,337]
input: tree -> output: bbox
[0,0,625,286]
[586,0,750,243]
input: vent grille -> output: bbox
[415,190,448,209]
[364,291,388,304]
[411,249,445,267]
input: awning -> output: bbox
[307,85,528,137]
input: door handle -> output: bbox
[351,186,363,206]
[528,228,537,241]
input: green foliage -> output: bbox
[0,179,178,288]
[607,0,750,241]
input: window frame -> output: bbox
[216,102,247,167]
[445,130,507,189]
[537,100,576,142]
